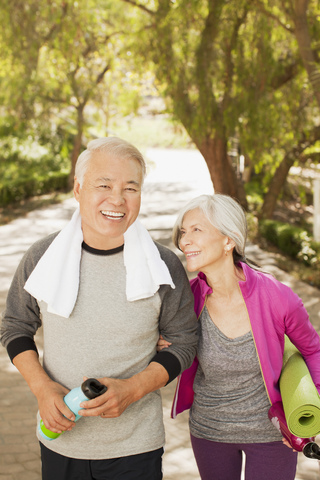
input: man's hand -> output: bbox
[13,350,75,433]
[79,377,137,418]
[79,362,169,419]
[37,380,76,433]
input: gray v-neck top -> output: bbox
[189,306,282,443]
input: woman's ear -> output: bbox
[226,238,236,250]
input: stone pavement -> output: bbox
[0,148,320,479]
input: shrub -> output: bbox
[259,219,320,267]
[0,171,69,206]
[0,135,71,207]
[258,220,278,245]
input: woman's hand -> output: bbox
[282,438,297,452]
[157,334,172,352]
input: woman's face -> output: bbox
[179,208,229,273]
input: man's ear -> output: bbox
[74,177,81,201]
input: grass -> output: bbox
[107,115,194,151]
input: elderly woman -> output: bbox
[159,194,320,480]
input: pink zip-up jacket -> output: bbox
[171,262,320,418]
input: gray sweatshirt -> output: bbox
[1,234,197,459]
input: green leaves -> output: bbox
[1,0,320,217]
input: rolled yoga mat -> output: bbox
[279,336,320,438]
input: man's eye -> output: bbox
[98,185,109,189]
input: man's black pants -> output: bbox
[40,443,163,480]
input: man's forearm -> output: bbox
[127,361,170,403]
[13,350,76,431]
[12,350,53,397]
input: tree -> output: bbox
[2,0,319,218]
[0,0,146,188]
[121,0,306,209]
[122,0,253,207]
[123,0,320,217]
[255,0,320,109]
[293,0,320,108]
[251,0,320,218]
[0,0,69,124]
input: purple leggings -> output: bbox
[191,435,298,480]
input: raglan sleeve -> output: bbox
[149,244,198,384]
[0,235,56,362]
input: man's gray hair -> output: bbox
[172,194,247,261]
[75,137,147,186]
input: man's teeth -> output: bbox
[101,211,124,218]
[186,252,200,257]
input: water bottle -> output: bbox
[268,402,320,459]
[39,378,108,441]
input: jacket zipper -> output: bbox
[237,283,272,405]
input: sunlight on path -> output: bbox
[145,148,213,190]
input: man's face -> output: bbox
[74,150,143,249]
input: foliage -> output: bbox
[0,0,153,189]
[245,179,265,209]
[119,0,320,211]
[0,0,320,216]
[0,172,69,207]
[0,135,70,206]
[246,212,259,241]
[259,219,320,266]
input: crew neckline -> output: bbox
[82,242,124,256]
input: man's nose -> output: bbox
[107,189,124,205]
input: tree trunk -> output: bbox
[261,124,320,219]
[68,106,85,190]
[294,0,320,110]
[196,133,248,210]
[260,154,295,219]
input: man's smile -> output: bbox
[101,210,125,219]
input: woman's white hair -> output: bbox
[172,194,247,263]
[75,137,146,186]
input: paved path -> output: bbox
[0,148,320,479]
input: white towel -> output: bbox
[124,220,175,301]
[24,207,175,318]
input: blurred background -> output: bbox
[0,0,319,291]
[1,2,320,479]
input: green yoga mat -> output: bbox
[279,336,320,438]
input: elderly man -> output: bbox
[0,137,197,480]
